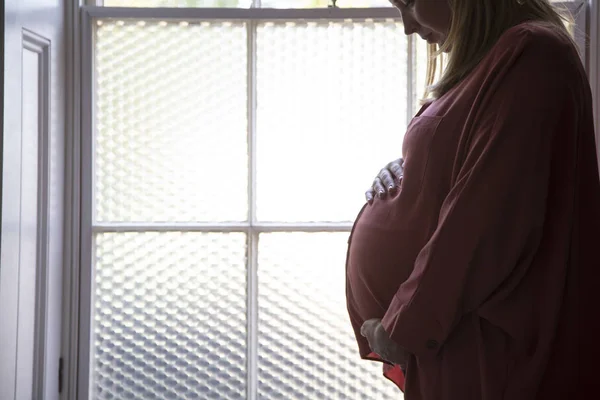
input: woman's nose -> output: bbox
[402,16,419,36]
[404,22,418,36]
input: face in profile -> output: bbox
[391,0,452,46]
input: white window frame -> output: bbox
[61,2,593,400]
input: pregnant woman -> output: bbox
[346,0,600,399]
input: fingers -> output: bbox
[375,322,391,343]
[372,177,386,198]
[365,176,384,203]
[361,318,409,365]
[366,158,404,203]
[360,318,381,338]
[388,158,404,183]
[379,169,396,193]
[361,319,396,363]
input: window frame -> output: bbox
[72,5,409,400]
[62,2,590,400]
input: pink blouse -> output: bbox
[346,22,600,399]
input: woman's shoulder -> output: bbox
[495,20,577,60]
[472,20,583,85]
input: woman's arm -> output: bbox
[381,27,580,358]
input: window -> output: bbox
[82,4,420,400]
[73,1,587,399]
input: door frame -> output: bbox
[2,0,67,397]
[60,0,84,399]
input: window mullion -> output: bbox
[247,18,259,400]
[90,222,353,232]
[82,6,401,20]
[247,230,259,400]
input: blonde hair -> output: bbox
[424,0,576,99]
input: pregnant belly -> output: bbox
[346,201,423,321]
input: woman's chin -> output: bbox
[424,35,448,50]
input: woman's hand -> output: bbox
[361,318,408,367]
[365,158,404,203]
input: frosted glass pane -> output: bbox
[257,233,402,399]
[94,20,248,222]
[414,39,429,109]
[92,232,247,400]
[260,0,392,7]
[256,20,408,222]
[103,0,253,6]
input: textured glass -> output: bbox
[256,20,407,223]
[103,0,253,6]
[92,232,247,400]
[94,20,248,222]
[257,233,402,399]
[414,39,429,111]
